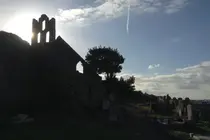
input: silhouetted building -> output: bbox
[0,14,105,117]
[30,14,105,111]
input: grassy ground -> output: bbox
[162,120,210,140]
[0,104,180,140]
[196,121,210,132]
[0,117,173,140]
[168,123,210,140]
[169,131,190,140]
[130,103,210,140]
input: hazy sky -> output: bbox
[1,0,210,99]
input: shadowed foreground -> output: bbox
[0,113,178,140]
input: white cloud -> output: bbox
[148,64,160,69]
[131,61,210,100]
[165,0,188,14]
[56,0,189,25]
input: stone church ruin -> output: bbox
[30,14,105,113]
[0,14,105,118]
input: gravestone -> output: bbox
[187,104,192,121]
[178,109,182,117]
[109,105,118,121]
[102,99,110,111]
[177,100,184,117]
[149,102,153,113]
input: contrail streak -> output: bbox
[126,3,130,34]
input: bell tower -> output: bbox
[31,14,56,46]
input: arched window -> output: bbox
[76,61,83,73]
[42,20,46,31]
[37,32,41,43]
[46,31,50,42]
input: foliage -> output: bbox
[118,76,135,93]
[102,76,136,102]
[85,46,125,79]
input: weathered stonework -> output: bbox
[31,14,55,46]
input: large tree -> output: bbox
[85,46,125,79]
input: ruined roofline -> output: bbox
[30,14,100,77]
[55,36,86,64]
[55,36,99,75]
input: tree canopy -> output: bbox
[85,46,125,79]
[118,76,135,94]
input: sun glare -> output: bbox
[3,13,38,44]
[3,13,62,44]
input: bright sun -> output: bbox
[3,13,39,44]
